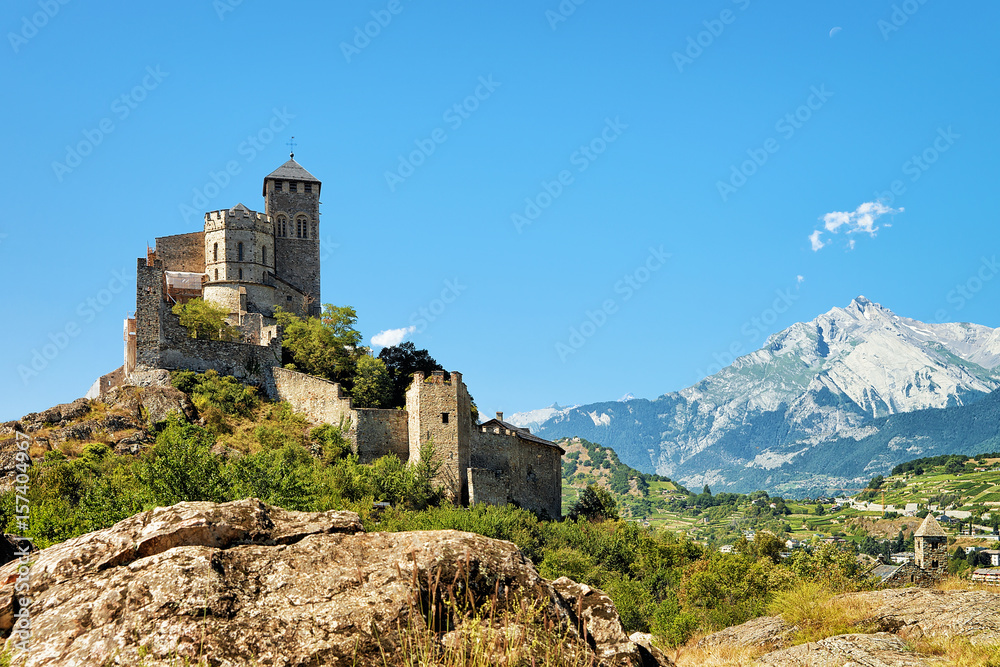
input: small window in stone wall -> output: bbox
[238,242,244,261]
[290,182,297,193]
[441,413,449,424]
[239,268,243,280]
[213,243,218,261]
[214,269,218,280]
[305,183,312,193]
[275,181,282,192]
[262,246,267,265]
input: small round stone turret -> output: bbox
[203,203,275,317]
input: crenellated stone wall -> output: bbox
[406,371,472,504]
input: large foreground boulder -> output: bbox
[0,499,671,666]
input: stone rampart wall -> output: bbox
[273,367,355,429]
[471,428,562,519]
[155,232,205,273]
[355,409,409,463]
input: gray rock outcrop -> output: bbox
[0,499,672,667]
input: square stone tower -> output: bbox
[914,513,948,578]
[262,156,322,317]
[406,371,472,503]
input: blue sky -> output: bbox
[2,1,998,422]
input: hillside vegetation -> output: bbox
[0,371,890,651]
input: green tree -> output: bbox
[275,304,363,388]
[814,503,825,516]
[172,298,238,341]
[568,485,619,522]
[352,355,393,409]
[377,342,445,408]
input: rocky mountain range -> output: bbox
[524,297,1000,496]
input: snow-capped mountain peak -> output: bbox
[532,297,1000,495]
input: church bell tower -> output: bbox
[263,147,322,317]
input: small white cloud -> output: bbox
[809,230,826,252]
[812,201,903,251]
[823,211,851,232]
[371,326,416,348]
[797,275,805,284]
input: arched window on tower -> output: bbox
[213,243,218,262]
[262,246,267,265]
[297,216,309,239]
[238,242,244,261]
[276,215,287,237]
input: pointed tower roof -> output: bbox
[230,203,252,213]
[262,158,320,195]
[915,513,947,538]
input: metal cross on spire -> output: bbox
[287,136,296,159]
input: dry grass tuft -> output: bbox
[907,635,1000,667]
[767,581,880,644]
[672,633,769,667]
[374,562,598,667]
[935,576,999,593]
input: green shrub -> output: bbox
[139,415,228,505]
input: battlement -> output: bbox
[413,370,463,386]
[204,206,272,232]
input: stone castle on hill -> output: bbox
[89,155,563,518]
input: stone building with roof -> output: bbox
[869,514,948,587]
[89,154,564,519]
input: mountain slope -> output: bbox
[535,297,1000,496]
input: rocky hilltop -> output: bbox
[0,498,671,666]
[533,297,1000,495]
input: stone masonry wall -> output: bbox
[266,183,320,316]
[916,536,948,578]
[155,232,205,273]
[471,428,563,519]
[270,274,310,319]
[273,367,355,428]
[355,409,409,463]
[132,258,281,397]
[467,468,512,509]
[273,367,410,461]
[406,371,471,504]
[883,563,939,587]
